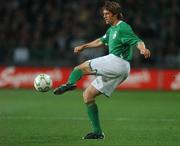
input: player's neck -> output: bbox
[112,19,121,26]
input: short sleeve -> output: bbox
[121,25,142,47]
[100,28,110,46]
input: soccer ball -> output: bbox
[34,74,53,92]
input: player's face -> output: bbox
[103,9,117,25]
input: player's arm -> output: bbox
[74,39,104,53]
[123,24,151,59]
[136,41,151,59]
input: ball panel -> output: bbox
[34,74,52,92]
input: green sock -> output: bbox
[68,68,83,84]
[86,101,102,134]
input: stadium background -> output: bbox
[0,0,179,68]
[0,0,179,146]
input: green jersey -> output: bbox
[100,21,142,61]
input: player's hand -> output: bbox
[140,48,151,59]
[74,46,84,54]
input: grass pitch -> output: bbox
[0,89,179,146]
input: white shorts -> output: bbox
[89,54,130,97]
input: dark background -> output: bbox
[0,0,179,68]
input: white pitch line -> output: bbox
[0,116,178,122]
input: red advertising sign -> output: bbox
[118,69,158,89]
[0,67,68,88]
[163,70,180,90]
[0,67,179,90]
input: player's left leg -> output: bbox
[82,85,105,139]
[54,61,93,95]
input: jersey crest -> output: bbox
[113,31,117,39]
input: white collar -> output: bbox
[116,20,122,26]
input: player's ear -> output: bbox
[113,13,118,18]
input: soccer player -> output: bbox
[54,1,151,139]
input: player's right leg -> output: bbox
[82,85,105,139]
[53,61,93,95]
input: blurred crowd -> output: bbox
[0,0,179,68]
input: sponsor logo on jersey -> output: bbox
[113,31,117,39]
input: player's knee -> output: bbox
[83,90,94,103]
[75,61,91,74]
[74,66,81,71]
[72,66,84,75]
[73,66,83,75]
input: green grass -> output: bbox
[0,89,179,146]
